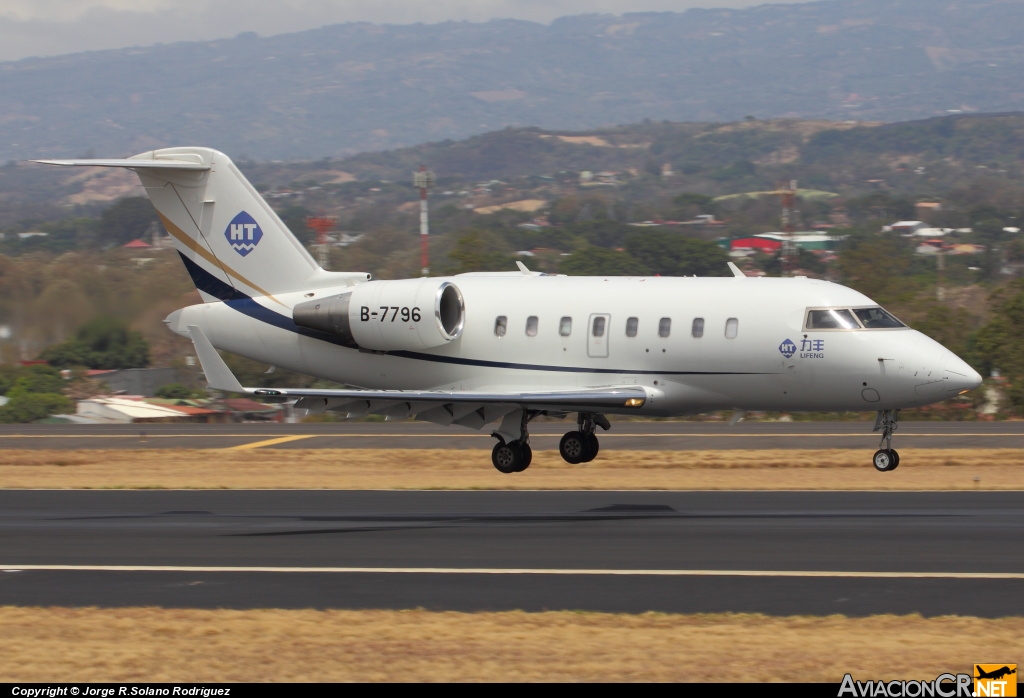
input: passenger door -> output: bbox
[588,313,610,358]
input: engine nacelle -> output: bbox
[292,279,465,351]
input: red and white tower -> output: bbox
[413,164,435,276]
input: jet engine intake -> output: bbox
[293,279,465,351]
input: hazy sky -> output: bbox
[0,0,816,62]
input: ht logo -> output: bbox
[224,211,263,257]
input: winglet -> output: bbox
[515,260,531,274]
[187,325,245,393]
[727,262,746,278]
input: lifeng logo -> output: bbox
[225,211,263,257]
[974,665,1017,697]
[779,338,796,358]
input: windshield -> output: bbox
[804,306,907,331]
[806,308,860,330]
[852,307,906,329]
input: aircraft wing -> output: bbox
[188,325,651,427]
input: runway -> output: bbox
[2,420,1023,450]
[1,490,1021,616]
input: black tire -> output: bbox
[514,443,533,472]
[581,433,599,463]
[889,449,900,470]
[872,449,895,472]
[559,431,587,464]
[492,441,520,474]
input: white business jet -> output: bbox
[36,147,982,473]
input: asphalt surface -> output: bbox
[2,420,1023,450]
[1,490,1021,616]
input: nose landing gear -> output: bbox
[872,409,901,472]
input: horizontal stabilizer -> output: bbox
[188,325,244,393]
[33,158,210,171]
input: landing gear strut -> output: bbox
[872,409,901,472]
[558,412,610,464]
[490,409,536,474]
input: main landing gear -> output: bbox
[491,409,536,474]
[558,413,610,465]
[872,409,901,472]
[490,410,611,474]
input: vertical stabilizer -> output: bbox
[36,148,321,303]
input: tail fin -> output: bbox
[36,147,344,303]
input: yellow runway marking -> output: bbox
[2,564,1022,579]
[225,435,316,450]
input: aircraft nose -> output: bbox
[945,353,983,394]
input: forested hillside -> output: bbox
[5,112,1024,415]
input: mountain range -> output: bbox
[2,0,1023,162]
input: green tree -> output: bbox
[671,193,716,221]
[624,231,729,277]
[278,205,316,246]
[7,365,65,395]
[99,197,160,245]
[836,233,915,305]
[0,365,72,423]
[155,383,199,399]
[0,392,72,423]
[973,282,1024,413]
[40,317,150,370]
[558,247,647,276]
[444,230,516,274]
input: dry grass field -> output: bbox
[1,608,1019,682]
[1,447,1023,490]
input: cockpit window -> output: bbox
[804,306,908,331]
[853,307,906,329]
[806,308,859,330]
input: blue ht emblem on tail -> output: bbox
[225,211,263,257]
[779,339,796,358]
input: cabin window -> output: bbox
[658,317,671,338]
[725,317,738,339]
[626,317,638,337]
[592,316,606,337]
[806,308,859,330]
[494,316,507,337]
[691,318,704,338]
[853,307,906,329]
[559,317,572,336]
[526,315,539,337]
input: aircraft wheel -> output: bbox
[492,441,521,474]
[889,449,900,470]
[872,449,897,472]
[514,443,533,472]
[559,431,587,464]
[581,433,599,463]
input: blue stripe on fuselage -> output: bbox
[177,252,769,376]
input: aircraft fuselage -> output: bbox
[166,274,978,417]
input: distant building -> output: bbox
[76,397,221,424]
[915,202,942,220]
[888,221,926,235]
[721,232,844,254]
